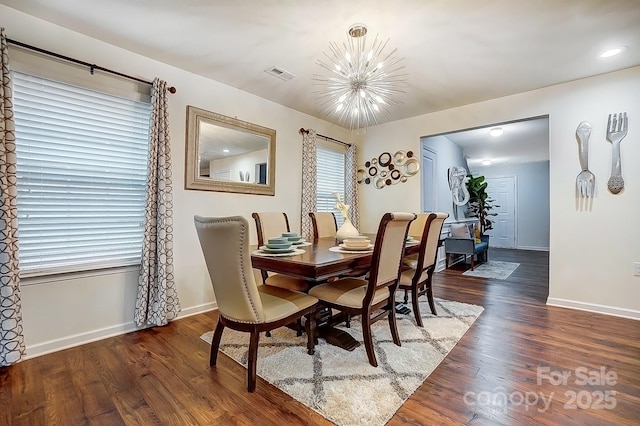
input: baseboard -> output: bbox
[516,245,549,252]
[546,298,640,320]
[25,301,218,360]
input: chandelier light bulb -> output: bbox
[314,24,407,129]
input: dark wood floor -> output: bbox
[2,249,639,425]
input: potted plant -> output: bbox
[465,174,498,236]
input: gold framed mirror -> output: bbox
[185,105,276,195]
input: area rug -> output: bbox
[462,260,519,280]
[200,298,483,426]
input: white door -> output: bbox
[485,176,516,248]
[421,147,436,212]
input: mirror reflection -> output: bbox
[185,106,276,195]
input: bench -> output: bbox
[444,222,489,271]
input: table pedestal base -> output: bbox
[316,307,360,351]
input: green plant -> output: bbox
[466,174,499,235]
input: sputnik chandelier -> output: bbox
[314,23,407,129]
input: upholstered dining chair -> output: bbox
[194,215,318,392]
[398,212,449,327]
[251,212,309,292]
[309,212,416,367]
[308,211,338,241]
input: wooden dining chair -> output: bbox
[251,212,309,292]
[398,212,448,326]
[194,215,318,392]
[308,211,337,241]
[309,212,416,367]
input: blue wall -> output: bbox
[471,161,550,250]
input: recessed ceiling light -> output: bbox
[489,127,503,137]
[600,47,626,58]
[482,160,492,166]
[223,149,229,153]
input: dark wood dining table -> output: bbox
[251,237,374,283]
[251,236,421,350]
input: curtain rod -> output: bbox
[7,38,176,94]
[298,128,351,147]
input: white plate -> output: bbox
[339,243,373,251]
[259,246,295,254]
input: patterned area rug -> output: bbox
[201,298,483,426]
[462,260,520,280]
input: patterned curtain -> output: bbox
[134,78,180,326]
[300,129,318,241]
[345,144,360,229]
[0,29,25,366]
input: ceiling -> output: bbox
[2,0,639,128]
[442,117,549,168]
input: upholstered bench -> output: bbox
[444,222,489,271]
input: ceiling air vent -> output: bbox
[264,66,295,81]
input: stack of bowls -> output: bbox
[262,237,294,253]
[341,235,372,251]
[282,231,304,245]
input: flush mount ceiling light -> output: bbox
[599,46,626,58]
[482,159,492,166]
[489,127,503,137]
[314,23,407,129]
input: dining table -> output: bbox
[251,235,421,350]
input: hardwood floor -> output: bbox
[2,249,639,425]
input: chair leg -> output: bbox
[247,329,260,392]
[403,289,409,304]
[471,255,475,271]
[361,311,377,367]
[426,284,437,316]
[210,317,225,366]
[411,286,423,327]
[388,303,401,347]
[445,254,449,269]
[306,311,316,355]
[296,318,303,337]
[345,314,351,328]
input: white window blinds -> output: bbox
[12,71,151,276]
[316,141,346,227]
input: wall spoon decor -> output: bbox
[357,150,419,189]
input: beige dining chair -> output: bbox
[309,211,337,241]
[194,215,318,392]
[251,212,309,292]
[398,212,448,326]
[309,212,416,367]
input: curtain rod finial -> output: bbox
[168,86,176,94]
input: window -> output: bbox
[316,140,346,227]
[12,71,151,276]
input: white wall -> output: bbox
[470,161,550,250]
[360,66,640,318]
[1,5,352,356]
